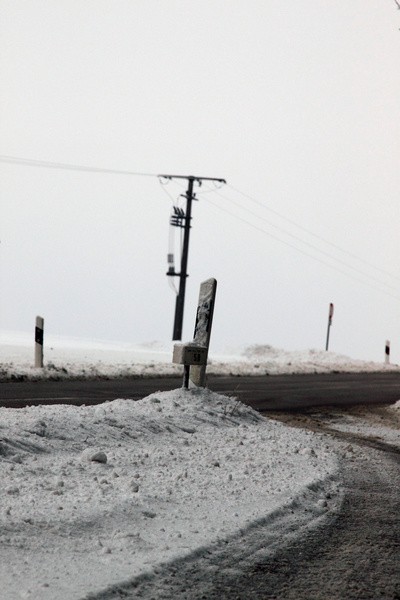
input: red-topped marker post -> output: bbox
[325,303,334,351]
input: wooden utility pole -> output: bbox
[162,174,226,340]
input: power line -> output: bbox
[203,196,400,302]
[0,155,158,178]
[4,153,398,297]
[204,184,400,294]
[227,183,400,284]
[164,176,400,295]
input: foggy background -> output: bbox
[1,1,399,362]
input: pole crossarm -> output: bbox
[159,174,226,185]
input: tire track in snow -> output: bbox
[86,409,400,600]
[84,475,343,600]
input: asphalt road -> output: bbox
[1,372,400,410]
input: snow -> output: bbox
[1,330,399,381]
[0,333,399,599]
[321,400,400,448]
[1,388,341,600]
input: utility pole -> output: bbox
[161,174,226,340]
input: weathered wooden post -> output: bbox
[190,278,217,387]
[34,316,44,368]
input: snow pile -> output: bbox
[0,388,341,600]
[211,344,399,375]
[0,331,398,381]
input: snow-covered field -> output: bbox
[0,332,399,599]
[1,330,399,381]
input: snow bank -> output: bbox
[0,332,398,381]
[209,344,400,376]
[0,388,341,600]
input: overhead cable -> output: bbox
[205,185,400,294]
[227,183,400,284]
[203,196,400,302]
[0,155,158,178]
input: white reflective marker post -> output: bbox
[34,316,44,368]
[190,278,217,387]
[385,340,390,364]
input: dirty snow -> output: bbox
[321,400,400,448]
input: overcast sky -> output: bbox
[1,0,399,362]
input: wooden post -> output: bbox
[190,278,217,387]
[34,316,44,368]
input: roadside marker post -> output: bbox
[34,316,44,368]
[190,278,217,387]
[385,340,390,364]
[172,278,217,388]
[325,303,334,351]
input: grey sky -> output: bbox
[1,1,399,362]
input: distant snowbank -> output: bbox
[0,331,398,381]
[221,344,400,376]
